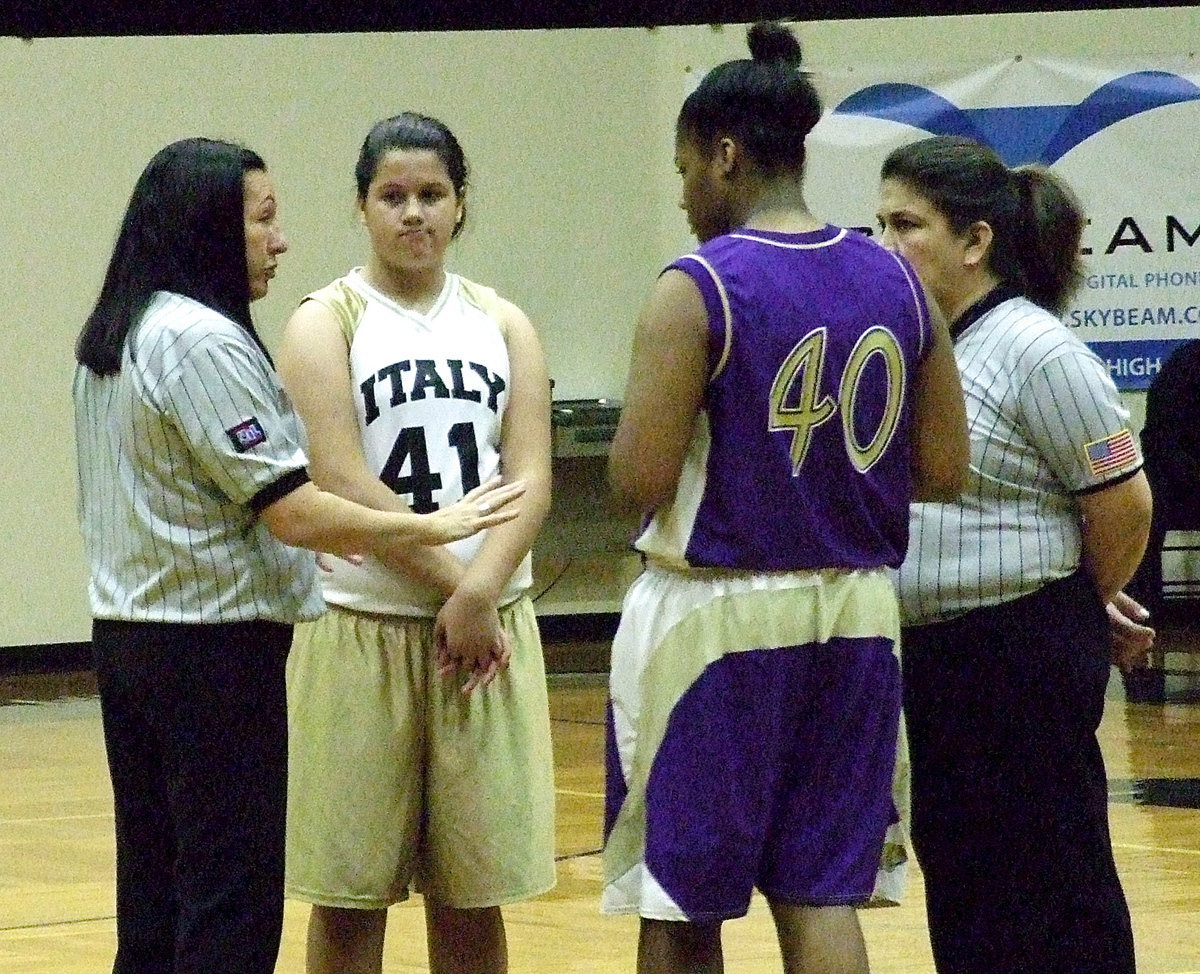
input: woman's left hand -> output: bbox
[425,477,525,544]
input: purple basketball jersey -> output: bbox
[634,225,930,571]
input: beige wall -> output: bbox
[2,7,1194,647]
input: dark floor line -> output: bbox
[550,717,605,727]
[0,914,115,932]
[555,848,602,862]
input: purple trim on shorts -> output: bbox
[644,638,899,920]
[604,698,626,843]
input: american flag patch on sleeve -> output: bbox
[1083,429,1137,477]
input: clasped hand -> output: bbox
[1108,590,1155,672]
[434,587,511,695]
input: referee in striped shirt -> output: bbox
[877,136,1151,974]
[73,138,523,974]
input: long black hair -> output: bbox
[881,135,1085,315]
[677,21,823,175]
[76,137,268,375]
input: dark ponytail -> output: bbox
[881,136,1084,315]
[1010,166,1085,314]
[747,20,802,66]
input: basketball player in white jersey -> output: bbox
[278,114,555,974]
[73,137,522,974]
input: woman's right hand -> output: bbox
[421,477,525,544]
[1108,590,1156,671]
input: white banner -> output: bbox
[805,57,1200,390]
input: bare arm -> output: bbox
[910,294,969,502]
[454,300,552,602]
[435,300,552,690]
[259,477,523,556]
[608,270,709,513]
[1077,471,1153,604]
[275,299,465,594]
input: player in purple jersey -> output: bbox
[601,22,967,974]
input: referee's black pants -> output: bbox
[92,619,292,974]
[902,571,1136,974]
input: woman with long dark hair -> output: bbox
[877,134,1151,973]
[74,136,523,974]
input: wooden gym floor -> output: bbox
[2,623,1200,973]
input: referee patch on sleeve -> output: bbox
[226,417,267,453]
[1083,428,1136,477]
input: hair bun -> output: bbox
[747,21,802,68]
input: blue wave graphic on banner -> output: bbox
[833,72,1200,166]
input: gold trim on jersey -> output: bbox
[458,277,508,339]
[301,274,508,345]
[301,278,369,345]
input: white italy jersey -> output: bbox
[898,293,1142,625]
[311,269,531,616]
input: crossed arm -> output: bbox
[276,296,550,691]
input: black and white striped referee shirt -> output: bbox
[74,291,324,624]
[898,290,1143,626]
